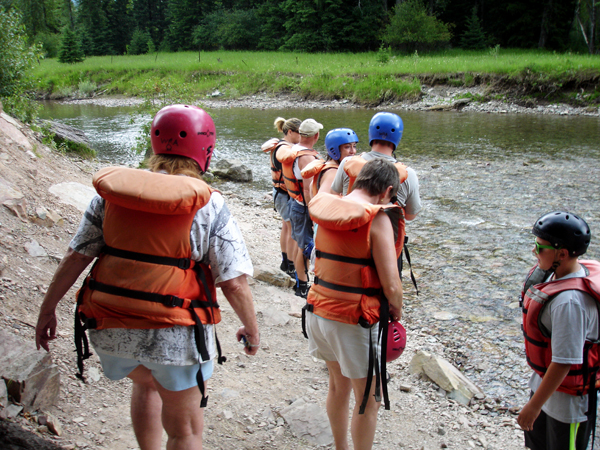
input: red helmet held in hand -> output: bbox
[150,104,216,173]
[386,321,406,362]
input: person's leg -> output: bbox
[350,377,381,450]
[127,365,164,450]
[325,361,352,450]
[155,381,205,450]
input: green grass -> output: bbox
[31,49,600,105]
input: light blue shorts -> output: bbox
[273,187,291,221]
[95,350,214,392]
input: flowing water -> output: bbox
[39,101,600,402]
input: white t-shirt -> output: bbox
[528,265,600,423]
[70,191,253,365]
[330,151,422,218]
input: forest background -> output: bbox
[1,0,599,129]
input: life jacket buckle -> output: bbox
[164,295,179,307]
[177,259,191,270]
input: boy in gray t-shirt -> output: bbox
[519,211,599,450]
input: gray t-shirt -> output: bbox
[71,191,253,366]
[528,266,600,423]
[330,151,422,217]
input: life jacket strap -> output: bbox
[103,245,193,270]
[314,276,381,297]
[401,237,419,294]
[301,304,314,339]
[316,250,375,267]
[521,324,549,348]
[88,278,192,308]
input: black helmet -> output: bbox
[532,211,591,257]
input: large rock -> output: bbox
[253,265,295,288]
[211,159,253,182]
[409,350,483,405]
[49,181,96,212]
[0,329,60,413]
[280,398,333,446]
[41,120,91,148]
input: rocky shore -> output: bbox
[1,94,599,449]
[64,85,600,117]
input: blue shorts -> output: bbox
[95,350,214,392]
[273,187,291,221]
[289,199,313,251]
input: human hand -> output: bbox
[517,401,541,431]
[36,311,58,351]
[389,298,403,322]
[236,327,260,356]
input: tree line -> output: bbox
[1,0,598,60]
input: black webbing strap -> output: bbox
[314,277,382,297]
[359,326,376,414]
[88,278,190,308]
[103,245,192,270]
[73,263,97,382]
[378,297,391,410]
[521,325,549,348]
[301,304,314,339]
[74,288,93,382]
[587,370,598,450]
[402,237,419,294]
[316,250,375,267]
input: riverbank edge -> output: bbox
[57,84,600,117]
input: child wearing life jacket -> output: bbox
[304,158,404,450]
[519,211,599,450]
[262,117,302,277]
[302,127,358,197]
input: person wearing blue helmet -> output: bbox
[331,112,421,222]
[303,128,358,196]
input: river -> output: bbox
[39,100,600,406]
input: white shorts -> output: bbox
[306,311,380,379]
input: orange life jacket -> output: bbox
[74,167,223,406]
[344,155,408,194]
[303,192,404,414]
[521,260,600,396]
[276,145,320,203]
[306,193,404,325]
[301,159,339,197]
[262,138,291,193]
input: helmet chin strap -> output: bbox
[549,260,560,277]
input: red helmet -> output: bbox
[386,321,406,362]
[150,104,216,173]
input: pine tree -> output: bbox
[460,6,487,50]
[58,27,85,63]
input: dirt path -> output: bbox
[1,110,531,450]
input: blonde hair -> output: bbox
[274,117,301,135]
[146,154,204,180]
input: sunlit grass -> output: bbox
[31,49,600,105]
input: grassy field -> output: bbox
[32,49,600,105]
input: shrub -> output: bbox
[382,0,452,53]
[0,6,44,122]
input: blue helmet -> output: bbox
[324,128,359,160]
[368,112,403,149]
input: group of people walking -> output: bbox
[33,103,600,450]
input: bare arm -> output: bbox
[298,155,315,203]
[517,362,571,431]
[370,212,403,321]
[36,247,95,351]
[218,274,260,356]
[317,169,337,195]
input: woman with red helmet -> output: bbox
[35,105,260,450]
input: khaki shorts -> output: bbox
[306,311,380,379]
